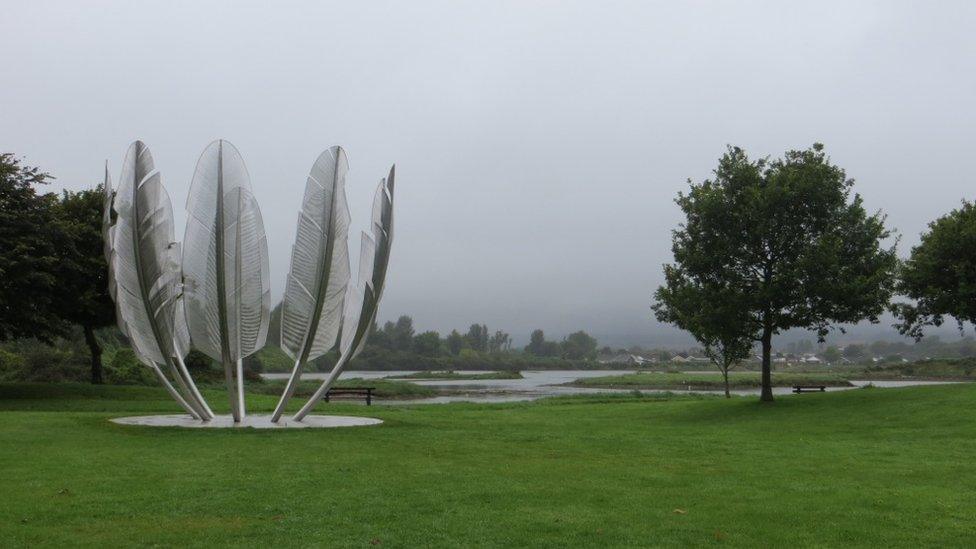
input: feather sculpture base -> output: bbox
[110,414,383,429]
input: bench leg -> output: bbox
[366,391,371,406]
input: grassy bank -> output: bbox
[2,382,976,546]
[388,370,523,381]
[569,371,853,390]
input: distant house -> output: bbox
[799,354,822,363]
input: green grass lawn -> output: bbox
[1,382,974,547]
[571,371,853,390]
[389,370,523,381]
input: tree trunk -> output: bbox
[722,368,731,398]
[83,325,103,385]
[760,327,774,402]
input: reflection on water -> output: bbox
[260,370,967,405]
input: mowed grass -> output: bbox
[1,383,975,547]
[572,371,853,390]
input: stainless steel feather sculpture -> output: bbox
[270,147,352,422]
[182,140,271,423]
[292,165,395,422]
[110,141,214,420]
[103,140,393,426]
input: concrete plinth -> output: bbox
[110,414,383,429]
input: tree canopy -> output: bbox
[895,201,976,339]
[50,187,116,383]
[653,280,754,397]
[0,154,64,341]
[658,144,897,401]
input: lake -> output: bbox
[261,370,968,404]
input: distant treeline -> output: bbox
[0,312,604,382]
[254,307,602,372]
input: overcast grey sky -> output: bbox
[3,1,975,346]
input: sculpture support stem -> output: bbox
[173,352,214,420]
[292,354,349,422]
[236,358,246,420]
[150,363,201,419]
[164,358,209,419]
[223,358,240,422]
[271,358,305,422]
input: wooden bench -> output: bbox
[792,385,826,394]
[324,387,375,405]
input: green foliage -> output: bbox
[0,337,86,382]
[561,330,598,360]
[445,329,463,356]
[0,333,162,386]
[103,348,157,385]
[653,259,754,394]
[525,328,598,359]
[249,346,292,373]
[660,144,898,400]
[0,154,64,341]
[50,188,114,332]
[525,328,560,357]
[895,201,976,339]
[390,315,415,351]
[842,343,865,360]
[51,187,116,383]
[412,330,442,357]
[266,303,282,347]
[822,346,842,363]
[464,324,489,352]
[487,330,512,352]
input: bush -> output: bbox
[0,337,87,382]
[103,348,157,385]
[0,348,26,382]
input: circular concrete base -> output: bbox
[110,414,383,429]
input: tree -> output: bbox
[842,344,865,361]
[0,154,65,342]
[654,281,754,398]
[822,346,842,363]
[661,144,897,401]
[445,330,464,356]
[51,188,116,383]
[525,329,550,356]
[390,315,415,352]
[369,320,393,349]
[413,331,441,357]
[560,330,598,360]
[895,202,976,339]
[267,303,282,347]
[488,330,511,353]
[464,324,489,352]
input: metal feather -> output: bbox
[182,139,270,422]
[112,141,212,419]
[293,165,395,421]
[271,147,351,421]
